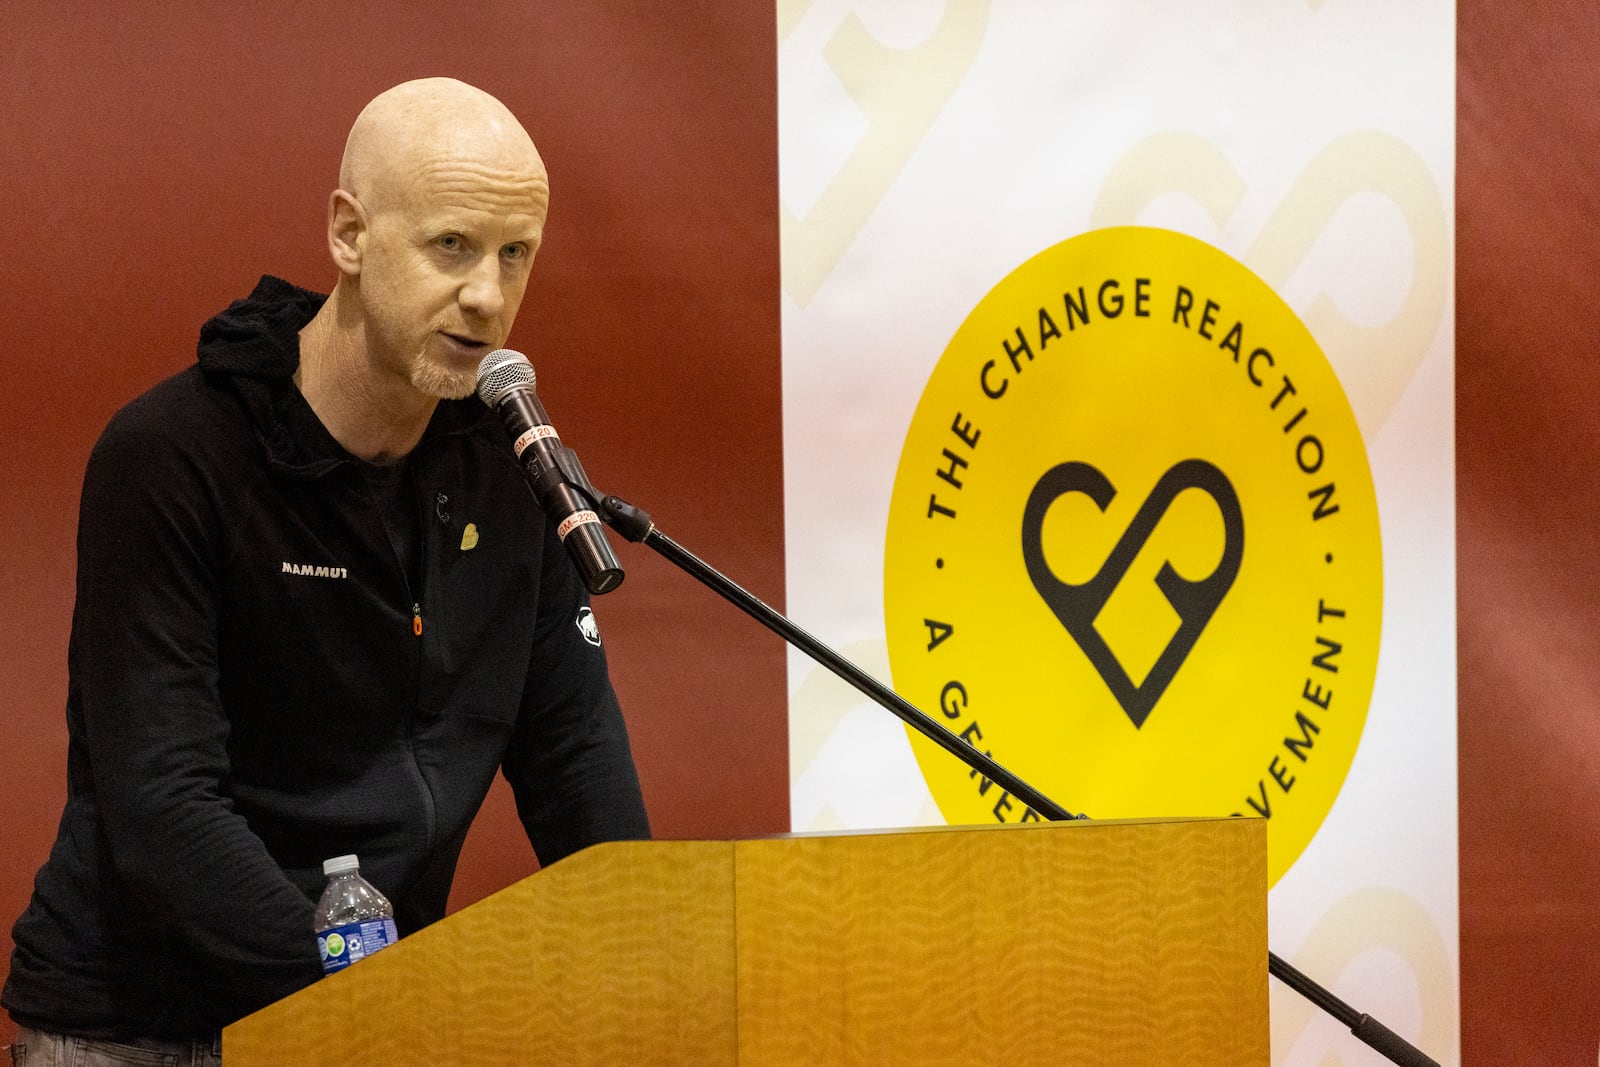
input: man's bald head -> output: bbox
[315,78,551,402]
[339,78,546,215]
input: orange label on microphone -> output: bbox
[556,510,601,541]
[513,424,560,458]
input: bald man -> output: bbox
[3,79,649,1064]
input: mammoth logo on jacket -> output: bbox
[576,607,602,646]
[281,561,349,579]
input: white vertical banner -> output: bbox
[779,1,1455,1064]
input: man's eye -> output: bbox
[437,235,463,251]
[502,243,527,261]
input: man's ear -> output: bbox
[327,190,367,276]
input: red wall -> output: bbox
[1456,3,1600,1064]
[0,0,788,1042]
[1,3,1594,1062]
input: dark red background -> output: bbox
[0,0,787,1032]
[1,3,1592,1062]
[1456,3,1600,1064]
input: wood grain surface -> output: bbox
[225,841,737,1066]
[735,818,1266,1067]
[225,819,1265,1065]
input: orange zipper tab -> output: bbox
[412,604,423,636]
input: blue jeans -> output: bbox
[6,1026,222,1066]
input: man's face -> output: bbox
[357,157,548,399]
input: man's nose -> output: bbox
[459,256,505,318]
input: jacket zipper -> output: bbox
[407,483,436,854]
[360,462,437,854]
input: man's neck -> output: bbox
[295,288,438,463]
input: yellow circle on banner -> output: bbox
[884,227,1381,886]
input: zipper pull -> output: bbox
[412,603,423,636]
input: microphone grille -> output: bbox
[476,349,536,407]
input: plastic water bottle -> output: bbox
[314,854,398,974]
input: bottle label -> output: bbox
[317,918,398,974]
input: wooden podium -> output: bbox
[224,817,1267,1065]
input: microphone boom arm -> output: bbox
[596,489,1439,1067]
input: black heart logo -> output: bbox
[1021,460,1244,728]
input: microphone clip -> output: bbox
[554,445,655,544]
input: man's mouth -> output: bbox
[441,332,490,353]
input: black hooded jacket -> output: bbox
[4,276,650,1038]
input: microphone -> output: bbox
[475,349,624,595]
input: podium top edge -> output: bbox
[634,814,1261,847]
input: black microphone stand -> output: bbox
[593,489,1438,1067]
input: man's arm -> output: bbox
[500,520,650,866]
[71,401,323,1018]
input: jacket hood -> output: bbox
[195,275,489,478]
[198,275,326,379]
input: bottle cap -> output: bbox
[322,854,360,876]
